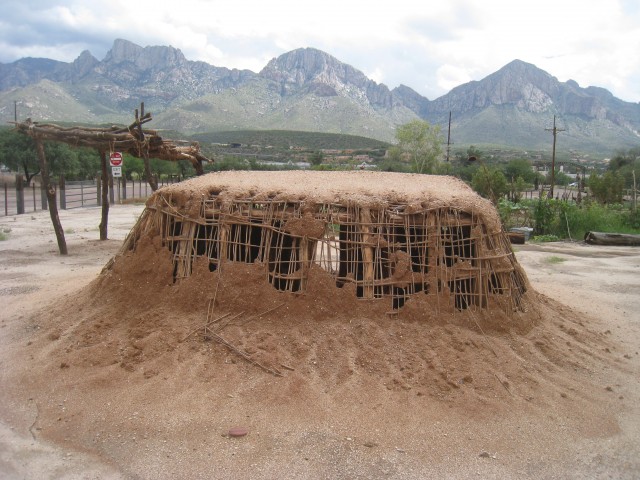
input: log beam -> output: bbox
[584,231,640,246]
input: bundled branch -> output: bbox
[11,109,212,175]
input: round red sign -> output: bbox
[109,152,123,167]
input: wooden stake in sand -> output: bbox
[179,312,234,343]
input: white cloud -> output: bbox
[1,0,639,102]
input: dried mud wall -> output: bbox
[116,171,528,314]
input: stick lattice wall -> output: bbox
[122,186,527,314]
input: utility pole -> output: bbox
[446,111,452,162]
[545,115,565,198]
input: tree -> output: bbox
[75,148,101,179]
[508,176,529,203]
[466,145,484,161]
[394,120,443,174]
[0,129,101,183]
[545,169,571,187]
[123,155,145,180]
[471,167,508,204]
[46,142,80,178]
[609,146,640,171]
[589,171,625,204]
[309,150,324,166]
[503,158,538,184]
[0,128,40,185]
[608,147,640,189]
[150,157,180,177]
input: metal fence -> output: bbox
[1,175,181,217]
[61,180,99,209]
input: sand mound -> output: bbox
[2,195,637,479]
[8,232,624,477]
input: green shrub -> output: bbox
[515,197,640,240]
[532,197,557,236]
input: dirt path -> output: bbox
[0,205,639,479]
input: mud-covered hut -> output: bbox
[116,170,528,313]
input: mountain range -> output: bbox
[1,38,639,156]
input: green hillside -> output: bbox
[191,130,391,150]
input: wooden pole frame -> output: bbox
[99,150,110,240]
[34,135,67,255]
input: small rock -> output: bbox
[228,427,249,438]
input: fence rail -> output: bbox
[1,174,181,217]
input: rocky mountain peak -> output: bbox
[260,47,395,108]
[260,48,347,85]
[71,50,99,77]
[392,84,431,117]
[102,39,143,64]
[1,39,638,154]
[427,58,561,114]
[102,38,187,71]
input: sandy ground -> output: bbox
[1,204,639,479]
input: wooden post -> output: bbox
[15,174,25,214]
[633,170,637,213]
[360,208,375,299]
[108,172,115,205]
[59,174,66,209]
[40,178,48,210]
[219,223,230,262]
[34,136,67,255]
[142,152,158,191]
[99,151,110,240]
[175,222,196,278]
[97,173,102,206]
[134,104,159,192]
[300,237,309,291]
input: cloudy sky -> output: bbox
[1,0,639,102]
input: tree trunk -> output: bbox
[34,136,67,255]
[99,150,110,240]
[193,159,204,176]
[23,165,38,187]
[584,231,640,246]
[143,152,158,191]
